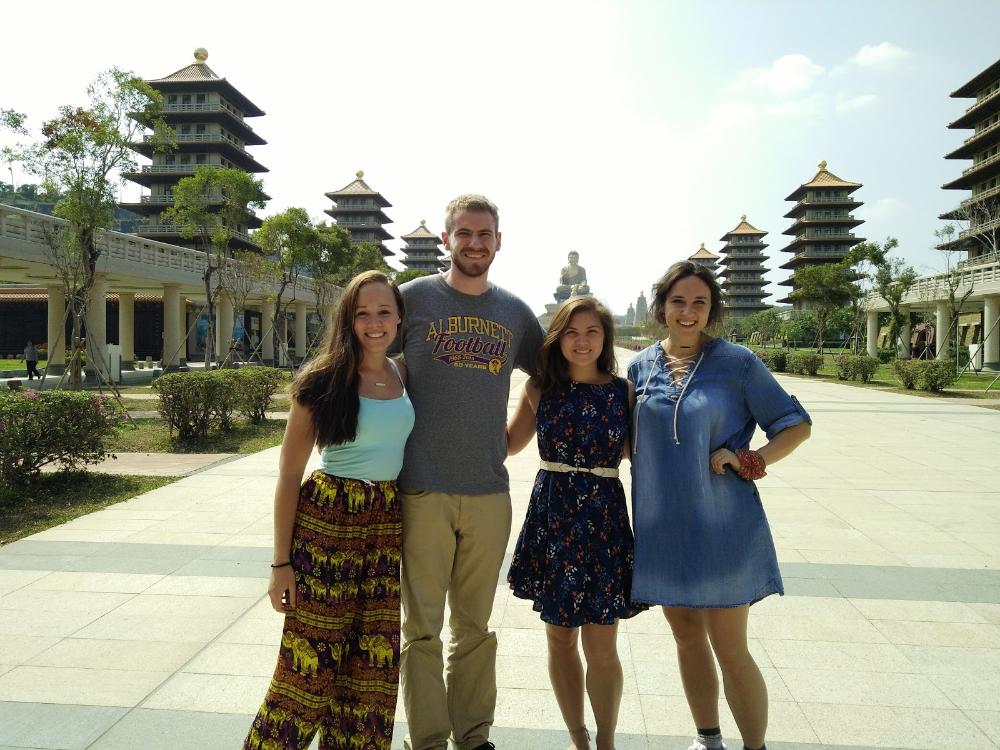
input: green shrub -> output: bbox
[891,359,921,389]
[877,350,894,364]
[786,352,823,375]
[153,372,217,439]
[891,359,958,391]
[751,348,787,373]
[234,366,287,424]
[834,354,880,383]
[921,360,958,392]
[153,367,289,439]
[0,390,125,484]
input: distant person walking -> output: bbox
[24,341,41,381]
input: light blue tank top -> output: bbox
[319,361,415,481]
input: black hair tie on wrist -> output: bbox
[270,561,292,569]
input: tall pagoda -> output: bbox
[399,220,445,273]
[777,161,865,306]
[121,48,268,252]
[938,57,1000,264]
[688,242,720,274]
[324,171,394,256]
[635,292,649,323]
[718,215,771,320]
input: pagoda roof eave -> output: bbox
[948,93,1000,129]
[951,58,1000,98]
[783,199,863,218]
[146,69,265,117]
[943,159,1000,190]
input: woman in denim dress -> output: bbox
[628,262,811,750]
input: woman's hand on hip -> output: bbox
[709,448,741,475]
[268,566,296,613]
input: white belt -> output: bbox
[539,460,619,478]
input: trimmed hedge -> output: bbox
[786,352,823,375]
[834,354,880,383]
[153,367,288,440]
[0,390,126,484]
[891,359,958,392]
[751,348,787,373]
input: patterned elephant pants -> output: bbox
[245,471,401,750]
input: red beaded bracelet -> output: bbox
[734,449,767,481]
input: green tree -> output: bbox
[856,238,918,357]
[789,262,860,352]
[393,269,433,286]
[932,225,977,360]
[2,69,170,388]
[780,310,818,347]
[163,166,267,369]
[738,309,782,344]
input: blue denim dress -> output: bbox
[627,339,811,608]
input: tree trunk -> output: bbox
[203,270,214,371]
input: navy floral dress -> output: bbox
[508,377,645,627]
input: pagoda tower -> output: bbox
[399,220,445,273]
[324,171,394,257]
[635,292,648,323]
[121,48,268,253]
[688,242,720,274]
[718,215,771,321]
[777,161,865,306]
[938,57,1000,265]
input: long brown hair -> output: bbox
[290,270,404,448]
[537,297,617,393]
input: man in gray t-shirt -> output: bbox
[397,195,543,750]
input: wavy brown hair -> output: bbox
[290,270,404,448]
[650,261,724,327]
[537,297,617,394]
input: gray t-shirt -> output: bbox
[397,274,544,494]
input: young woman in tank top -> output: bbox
[245,270,414,750]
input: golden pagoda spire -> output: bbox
[194,47,208,63]
[818,159,828,170]
[356,170,364,179]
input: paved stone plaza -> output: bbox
[1,351,999,749]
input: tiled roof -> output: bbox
[153,62,220,83]
[689,242,719,260]
[785,161,862,201]
[721,215,767,239]
[401,220,440,241]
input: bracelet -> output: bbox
[270,561,292,569]
[734,449,766,481]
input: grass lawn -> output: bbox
[0,359,44,372]
[0,473,175,545]
[767,348,1000,400]
[107,418,287,454]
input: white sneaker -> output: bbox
[688,738,726,750]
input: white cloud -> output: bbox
[836,94,878,114]
[851,42,909,68]
[732,54,824,97]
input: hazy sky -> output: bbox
[3,0,998,315]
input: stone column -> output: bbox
[321,304,334,346]
[162,284,181,370]
[295,301,308,360]
[936,302,951,361]
[260,299,275,366]
[118,292,135,369]
[85,274,108,376]
[216,293,234,366]
[866,310,879,357]
[46,285,66,373]
[178,300,188,367]
[280,315,289,366]
[983,294,1000,365]
[898,307,911,360]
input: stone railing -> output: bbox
[0,203,335,301]
[958,250,1000,269]
[963,150,1000,176]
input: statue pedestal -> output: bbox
[538,302,560,330]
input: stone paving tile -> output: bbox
[872,620,1000,648]
[965,711,1000,746]
[0,701,127,750]
[0,665,169,707]
[896,643,1000,675]
[800,703,995,749]
[182,642,278,677]
[86,708,254,750]
[142,672,271,713]
[0,568,49,592]
[640,695,819,744]
[929,671,1000,711]
[22,571,165,594]
[0,588,133,618]
[142,574,267,597]
[26,638,202,673]
[778,667,953,708]
[759,639,914,673]
[850,597,990,623]
[75,612,236,643]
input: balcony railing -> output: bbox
[962,150,1000,176]
[964,117,1000,144]
[796,231,855,241]
[957,183,1000,211]
[965,85,1000,114]
[957,250,1000,269]
[144,132,249,152]
[959,215,1000,240]
[139,223,253,243]
[162,101,245,120]
[140,164,203,174]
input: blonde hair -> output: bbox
[444,194,500,233]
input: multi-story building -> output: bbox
[777,161,865,306]
[688,243,719,274]
[399,220,445,273]
[635,292,648,324]
[938,58,1000,267]
[121,48,268,253]
[324,171,394,257]
[718,215,771,320]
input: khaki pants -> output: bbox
[400,490,512,750]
